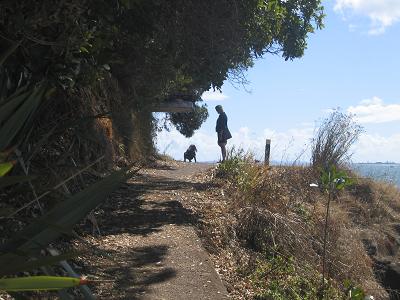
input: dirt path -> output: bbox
[80,161,228,299]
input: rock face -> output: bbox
[362,226,400,299]
[374,259,400,299]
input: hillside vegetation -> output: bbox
[181,112,400,299]
[186,150,400,299]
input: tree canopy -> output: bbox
[0,0,324,136]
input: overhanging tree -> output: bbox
[0,0,324,138]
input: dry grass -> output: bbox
[189,157,400,299]
[311,110,363,168]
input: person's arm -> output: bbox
[222,113,228,130]
[216,115,222,132]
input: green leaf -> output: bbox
[336,182,345,190]
[0,276,82,291]
[0,90,31,123]
[79,46,89,53]
[0,168,130,259]
[0,161,14,177]
[344,279,352,289]
[0,84,46,151]
[320,170,330,187]
[348,286,365,300]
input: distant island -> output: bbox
[356,162,399,165]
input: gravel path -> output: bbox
[81,161,228,299]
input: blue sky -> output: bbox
[157,0,400,163]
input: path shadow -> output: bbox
[79,174,205,238]
[129,178,194,192]
[146,162,177,171]
[80,174,208,237]
[99,197,198,236]
[86,245,176,299]
[79,171,207,298]
[112,245,176,298]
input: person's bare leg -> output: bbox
[218,142,227,161]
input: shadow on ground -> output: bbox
[84,245,176,299]
[95,175,203,236]
[78,172,207,298]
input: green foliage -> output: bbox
[0,152,36,190]
[168,103,209,137]
[0,166,130,298]
[0,143,125,293]
[0,83,47,151]
[216,147,254,179]
[250,255,341,300]
[0,276,84,291]
[344,280,366,300]
[0,81,48,193]
[0,161,14,177]
[0,0,324,137]
[215,147,264,202]
[0,168,130,263]
[0,81,129,291]
[320,165,353,192]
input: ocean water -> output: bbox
[352,163,400,187]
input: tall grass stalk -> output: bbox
[321,171,333,299]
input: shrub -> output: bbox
[251,254,342,300]
[311,111,363,169]
[216,147,255,180]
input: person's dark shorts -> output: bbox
[218,132,227,144]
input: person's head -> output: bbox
[215,105,223,114]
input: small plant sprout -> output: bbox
[343,279,373,300]
[319,165,353,299]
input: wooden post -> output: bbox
[265,139,271,166]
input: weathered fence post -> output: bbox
[264,139,271,166]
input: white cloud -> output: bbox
[352,133,400,162]
[347,97,400,124]
[201,90,228,101]
[156,128,220,162]
[156,124,400,163]
[334,0,400,34]
[156,126,313,163]
[359,97,382,105]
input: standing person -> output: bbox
[215,105,232,162]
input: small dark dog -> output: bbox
[184,144,197,162]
